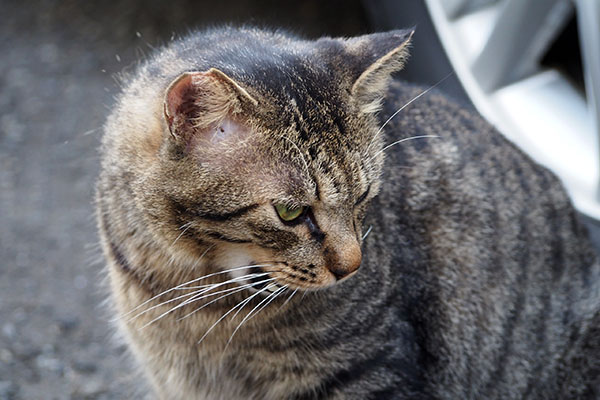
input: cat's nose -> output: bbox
[327,242,362,280]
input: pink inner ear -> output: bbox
[164,71,242,143]
[165,73,195,131]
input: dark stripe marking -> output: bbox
[305,208,326,243]
[355,184,371,206]
[483,187,530,394]
[100,212,163,296]
[173,198,259,222]
[194,203,259,222]
[108,237,131,272]
[292,112,310,142]
[205,231,252,244]
[308,346,414,399]
[314,179,321,201]
[100,212,132,273]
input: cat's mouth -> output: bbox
[245,262,339,292]
[248,266,282,292]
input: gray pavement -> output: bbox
[0,1,367,398]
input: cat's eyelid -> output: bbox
[355,184,371,206]
[270,198,307,210]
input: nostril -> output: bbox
[328,265,359,280]
[329,266,349,280]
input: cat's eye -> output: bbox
[274,204,305,222]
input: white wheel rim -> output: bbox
[425,0,600,219]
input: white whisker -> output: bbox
[170,222,194,248]
[131,272,271,324]
[362,225,373,240]
[371,135,439,160]
[246,285,287,323]
[81,127,102,136]
[174,274,275,311]
[367,72,453,154]
[279,288,298,310]
[138,273,273,328]
[190,244,216,269]
[177,278,278,321]
[230,283,273,322]
[118,262,269,320]
[177,271,272,296]
[224,285,287,351]
[173,283,214,290]
[197,284,273,345]
[178,268,282,290]
[126,289,204,323]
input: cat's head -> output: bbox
[137,28,412,291]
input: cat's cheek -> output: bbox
[212,243,278,279]
[212,245,256,277]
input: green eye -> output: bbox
[275,204,305,222]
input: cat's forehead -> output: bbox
[245,63,374,203]
[248,59,347,117]
[261,131,371,205]
[247,63,362,144]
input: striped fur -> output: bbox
[96,27,600,399]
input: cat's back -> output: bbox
[367,80,600,398]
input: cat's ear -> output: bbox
[163,68,258,141]
[346,29,414,113]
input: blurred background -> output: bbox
[0,0,597,398]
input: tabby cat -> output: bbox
[96,27,600,399]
